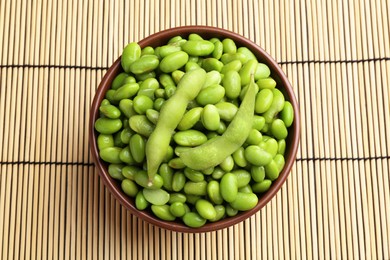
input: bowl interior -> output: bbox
[89,26,300,233]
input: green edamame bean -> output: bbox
[120,128,133,144]
[111,72,129,90]
[113,83,139,101]
[245,129,263,145]
[143,188,170,205]
[274,154,285,172]
[159,73,176,88]
[220,155,234,172]
[151,205,176,221]
[97,134,114,150]
[177,107,203,131]
[216,121,227,135]
[129,134,145,163]
[252,179,272,193]
[220,60,242,74]
[135,191,149,210]
[145,109,159,124]
[168,35,184,44]
[271,119,288,140]
[255,89,274,114]
[232,169,251,188]
[212,40,223,59]
[232,147,247,167]
[184,167,204,182]
[121,179,138,197]
[158,163,173,191]
[135,71,156,81]
[122,165,140,180]
[256,77,277,89]
[239,59,258,86]
[265,160,280,181]
[252,115,266,131]
[261,138,278,158]
[122,75,137,85]
[105,89,116,104]
[222,38,237,54]
[195,199,217,220]
[215,102,238,121]
[201,104,220,131]
[138,78,160,99]
[185,61,201,72]
[172,172,186,192]
[129,115,155,137]
[220,53,247,64]
[119,99,137,118]
[129,54,159,74]
[99,147,123,164]
[202,167,214,175]
[238,185,253,194]
[182,212,206,228]
[211,167,226,180]
[188,33,203,41]
[220,173,238,203]
[153,97,165,110]
[222,70,241,99]
[141,46,155,56]
[196,84,225,105]
[244,145,273,166]
[134,170,163,189]
[159,45,181,58]
[95,118,122,134]
[183,181,207,196]
[230,192,258,211]
[163,146,174,162]
[168,157,186,169]
[172,70,185,84]
[121,42,141,73]
[160,51,189,73]
[100,99,110,106]
[251,166,265,182]
[108,163,125,180]
[201,58,224,72]
[168,193,187,204]
[263,88,285,123]
[226,205,238,217]
[280,101,294,127]
[254,63,271,80]
[99,104,121,119]
[119,146,136,165]
[181,40,215,56]
[209,205,226,222]
[169,202,186,217]
[207,180,223,205]
[133,95,154,115]
[278,139,286,155]
[237,47,257,61]
[173,130,208,147]
[204,71,222,88]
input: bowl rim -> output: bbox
[89,25,300,233]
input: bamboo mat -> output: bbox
[0,0,389,259]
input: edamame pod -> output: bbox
[181,40,215,56]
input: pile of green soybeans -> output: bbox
[94,33,294,228]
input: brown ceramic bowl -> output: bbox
[89,26,300,233]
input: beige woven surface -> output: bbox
[1,0,389,259]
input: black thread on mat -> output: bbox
[296,156,390,162]
[1,57,389,69]
[0,161,94,166]
[0,64,110,70]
